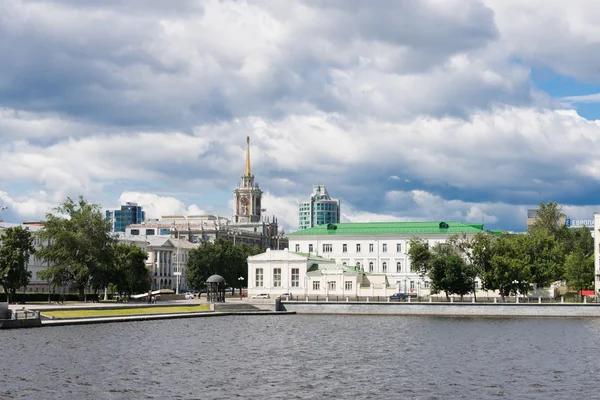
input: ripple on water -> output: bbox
[2,315,600,399]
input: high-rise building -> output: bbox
[298,185,340,230]
[106,202,146,232]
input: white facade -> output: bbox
[247,248,366,298]
[594,212,600,295]
[288,234,462,294]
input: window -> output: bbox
[255,268,263,287]
[369,243,374,253]
[145,229,154,235]
[328,281,336,291]
[343,244,347,253]
[356,244,361,253]
[345,281,352,290]
[273,268,282,287]
[382,243,387,252]
[410,281,415,290]
[309,244,313,252]
[295,244,300,252]
[474,281,479,289]
[313,281,321,290]
[424,281,430,288]
[369,262,374,273]
[396,243,402,253]
[356,262,361,269]
[323,244,332,252]
[396,261,402,273]
[291,268,299,287]
[343,262,347,266]
[131,229,140,235]
[382,262,387,273]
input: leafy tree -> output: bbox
[111,243,151,298]
[37,196,116,301]
[489,235,531,300]
[564,226,595,298]
[0,226,36,303]
[471,232,497,291]
[530,201,564,236]
[186,239,261,292]
[408,237,430,278]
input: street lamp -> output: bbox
[238,276,244,299]
[171,224,182,295]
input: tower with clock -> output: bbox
[232,136,263,225]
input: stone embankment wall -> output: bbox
[278,301,600,317]
[0,302,9,319]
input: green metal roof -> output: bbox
[289,221,485,236]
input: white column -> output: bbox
[157,251,161,277]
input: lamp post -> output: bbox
[171,224,182,295]
[238,276,244,299]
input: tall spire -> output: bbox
[244,136,251,176]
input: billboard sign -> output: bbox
[565,219,594,228]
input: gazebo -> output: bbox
[206,274,226,303]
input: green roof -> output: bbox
[289,221,485,236]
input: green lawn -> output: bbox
[41,304,211,319]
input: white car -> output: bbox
[184,292,195,300]
[251,293,270,299]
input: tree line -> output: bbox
[0,196,264,303]
[408,202,594,300]
[0,197,150,302]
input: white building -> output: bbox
[287,221,488,295]
[594,212,600,295]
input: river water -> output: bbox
[1,315,598,399]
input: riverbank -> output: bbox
[278,300,600,317]
[1,299,291,329]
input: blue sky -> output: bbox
[1,0,600,232]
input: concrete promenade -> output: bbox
[2,298,289,329]
[278,300,600,317]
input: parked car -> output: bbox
[279,293,293,299]
[389,293,406,300]
[185,292,195,300]
[251,293,270,299]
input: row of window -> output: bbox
[312,281,353,291]
[255,268,300,288]
[294,243,404,254]
[349,261,403,273]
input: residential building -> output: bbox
[287,221,486,295]
[106,202,146,232]
[299,185,340,230]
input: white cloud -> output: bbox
[116,192,206,219]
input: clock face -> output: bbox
[240,197,248,205]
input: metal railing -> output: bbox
[278,295,600,304]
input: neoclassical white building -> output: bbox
[287,221,488,295]
[248,248,389,298]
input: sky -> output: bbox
[2,0,600,233]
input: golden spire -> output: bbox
[244,136,251,176]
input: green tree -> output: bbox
[471,232,497,291]
[37,196,116,301]
[530,201,564,236]
[111,243,151,298]
[408,237,431,278]
[489,235,531,300]
[564,226,595,298]
[0,226,36,303]
[186,239,261,292]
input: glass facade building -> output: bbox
[299,185,340,230]
[106,202,146,232]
